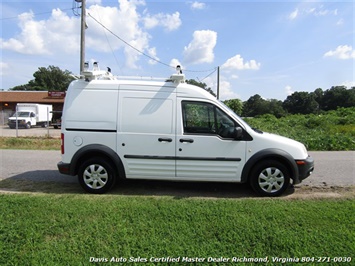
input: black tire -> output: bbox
[25,122,31,129]
[78,157,116,194]
[249,160,290,197]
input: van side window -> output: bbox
[182,101,236,138]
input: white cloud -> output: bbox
[203,75,240,101]
[190,2,206,10]
[336,18,344,25]
[0,0,180,69]
[86,1,150,68]
[219,80,240,100]
[306,7,337,17]
[0,62,10,76]
[341,80,355,88]
[285,85,294,96]
[147,47,159,65]
[1,10,50,55]
[183,30,217,64]
[0,8,81,56]
[288,6,338,20]
[288,8,299,20]
[169,58,183,69]
[324,45,355,60]
[87,0,102,4]
[143,12,181,31]
[221,54,261,71]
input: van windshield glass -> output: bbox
[218,100,263,133]
[13,112,30,117]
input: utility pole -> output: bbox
[217,66,220,100]
[79,0,86,73]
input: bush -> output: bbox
[244,107,355,151]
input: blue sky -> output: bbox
[1,0,354,100]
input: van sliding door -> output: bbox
[117,87,176,179]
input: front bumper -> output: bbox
[8,120,27,127]
[295,155,314,183]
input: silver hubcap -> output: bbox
[258,167,285,193]
[83,164,108,189]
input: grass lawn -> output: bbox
[0,194,354,265]
[0,137,60,150]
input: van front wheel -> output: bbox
[250,160,290,197]
[78,157,116,194]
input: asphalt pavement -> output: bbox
[0,125,61,138]
[0,150,354,187]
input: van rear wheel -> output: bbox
[78,157,116,194]
[250,160,290,197]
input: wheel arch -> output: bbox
[241,148,299,183]
[69,144,126,180]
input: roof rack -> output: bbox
[81,62,186,83]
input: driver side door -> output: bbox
[176,100,246,181]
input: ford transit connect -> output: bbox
[57,66,314,196]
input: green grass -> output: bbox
[0,137,60,150]
[0,194,354,265]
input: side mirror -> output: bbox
[234,127,243,140]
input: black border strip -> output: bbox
[124,155,241,162]
[66,128,117,133]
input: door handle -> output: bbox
[158,138,172,142]
[180,138,194,143]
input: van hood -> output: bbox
[248,130,309,160]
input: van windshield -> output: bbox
[13,112,30,117]
[218,101,263,133]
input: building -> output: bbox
[0,91,65,125]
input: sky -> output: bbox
[1,0,354,101]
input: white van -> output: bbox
[57,67,314,196]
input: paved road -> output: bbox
[0,150,354,188]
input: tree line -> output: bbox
[9,65,354,116]
[187,78,355,117]
[224,86,355,117]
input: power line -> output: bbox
[88,13,217,73]
[88,12,175,70]
[0,8,73,21]
[200,68,218,81]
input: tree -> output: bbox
[242,94,269,117]
[311,88,324,111]
[10,65,75,91]
[186,79,216,97]
[282,91,319,114]
[223,98,243,115]
[267,99,287,118]
[242,95,286,117]
[321,86,355,111]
